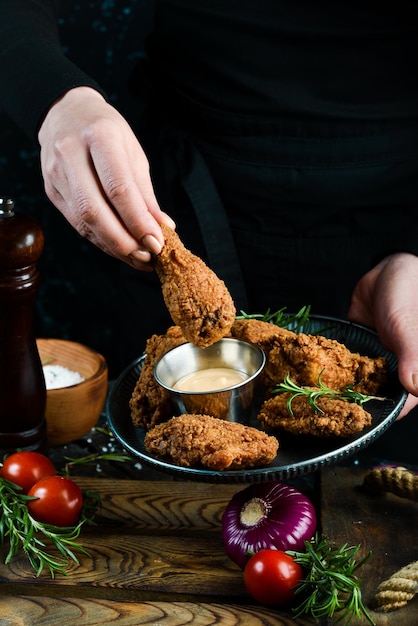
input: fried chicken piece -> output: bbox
[231,318,295,390]
[266,332,359,392]
[144,414,279,470]
[354,353,388,395]
[258,393,372,437]
[267,332,388,395]
[129,325,187,430]
[154,224,236,347]
[231,318,294,351]
[231,318,387,395]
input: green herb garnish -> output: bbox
[0,476,93,577]
[237,305,311,332]
[288,533,375,625]
[273,371,384,416]
[63,451,132,476]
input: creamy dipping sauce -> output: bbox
[173,367,248,392]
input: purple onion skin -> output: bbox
[222,481,317,569]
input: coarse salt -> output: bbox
[43,364,85,390]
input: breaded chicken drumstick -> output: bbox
[154,224,236,347]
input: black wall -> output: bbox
[0,1,154,378]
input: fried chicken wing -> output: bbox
[268,332,387,395]
[144,413,279,470]
[258,393,372,437]
[154,224,236,347]
[354,353,388,395]
[231,318,294,346]
[129,325,187,430]
[231,318,387,395]
[231,318,296,390]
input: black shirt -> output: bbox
[149,0,418,121]
[1,0,418,139]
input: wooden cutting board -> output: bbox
[0,468,416,625]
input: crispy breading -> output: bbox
[129,325,187,430]
[266,332,388,395]
[231,318,294,347]
[258,393,372,437]
[267,332,362,391]
[154,224,236,347]
[144,413,279,470]
[231,318,387,395]
[130,317,387,447]
[353,353,388,395]
[231,318,297,390]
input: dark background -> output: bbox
[0,1,416,464]
[0,0,154,379]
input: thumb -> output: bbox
[349,253,418,409]
[378,310,418,397]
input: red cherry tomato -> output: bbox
[27,476,83,527]
[244,549,303,607]
[0,451,56,494]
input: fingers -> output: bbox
[373,256,418,398]
[349,253,418,402]
[384,310,418,397]
[38,87,175,270]
[398,393,418,419]
[347,258,390,329]
[89,127,164,243]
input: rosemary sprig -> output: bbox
[63,451,132,476]
[273,371,384,416]
[237,305,311,332]
[287,533,375,625]
[0,476,92,577]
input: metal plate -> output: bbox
[106,316,407,483]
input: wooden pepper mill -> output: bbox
[0,197,47,453]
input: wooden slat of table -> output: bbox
[0,597,314,626]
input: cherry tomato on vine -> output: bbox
[0,451,56,494]
[244,549,303,607]
[27,476,83,527]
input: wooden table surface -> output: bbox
[0,414,417,626]
[0,466,417,625]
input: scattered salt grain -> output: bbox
[43,364,85,390]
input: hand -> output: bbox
[38,86,175,270]
[348,253,418,418]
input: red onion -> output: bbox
[222,481,317,569]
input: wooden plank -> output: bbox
[0,480,244,601]
[0,596,316,626]
[1,533,246,600]
[79,478,239,529]
[320,467,418,626]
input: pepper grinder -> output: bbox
[0,197,47,453]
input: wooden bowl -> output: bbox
[36,338,108,446]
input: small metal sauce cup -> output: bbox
[154,338,266,422]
